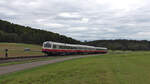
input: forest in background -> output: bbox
[85,40,150,51]
[0,20,81,45]
[0,19,150,50]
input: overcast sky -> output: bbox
[0,0,150,41]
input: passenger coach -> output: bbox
[42,41,107,55]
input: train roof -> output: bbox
[44,41,107,49]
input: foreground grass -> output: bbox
[0,43,44,57]
[0,51,150,84]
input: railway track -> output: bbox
[0,55,49,60]
[0,55,50,63]
[0,54,103,63]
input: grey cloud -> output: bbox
[0,0,150,41]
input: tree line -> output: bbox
[85,40,150,51]
[0,20,81,45]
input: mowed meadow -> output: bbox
[0,43,44,58]
[0,51,150,84]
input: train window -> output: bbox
[74,47,77,49]
[66,46,70,49]
[71,47,74,49]
[59,46,66,49]
[96,49,102,50]
[68,46,71,49]
[70,47,72,49]
[63,46,66,49]
[59,46,62,49]
[64,46,66,49]
[44,43,51,48]
[63,46,65,49]
[53,45,57,49]
[56,45,60,49]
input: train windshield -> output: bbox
[44,43,51,48]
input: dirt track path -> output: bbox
[0,55,93,75]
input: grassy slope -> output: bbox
[0,43,44,57]
[0,51,150,84]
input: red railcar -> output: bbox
[42,41,107,55]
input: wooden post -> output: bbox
[5,49,8,58]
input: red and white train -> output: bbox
[42,41,107,55]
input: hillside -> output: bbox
[0,20,81,45]
[85,40,150,50]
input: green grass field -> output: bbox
[0,51,150,84]
[0,43,44,58]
